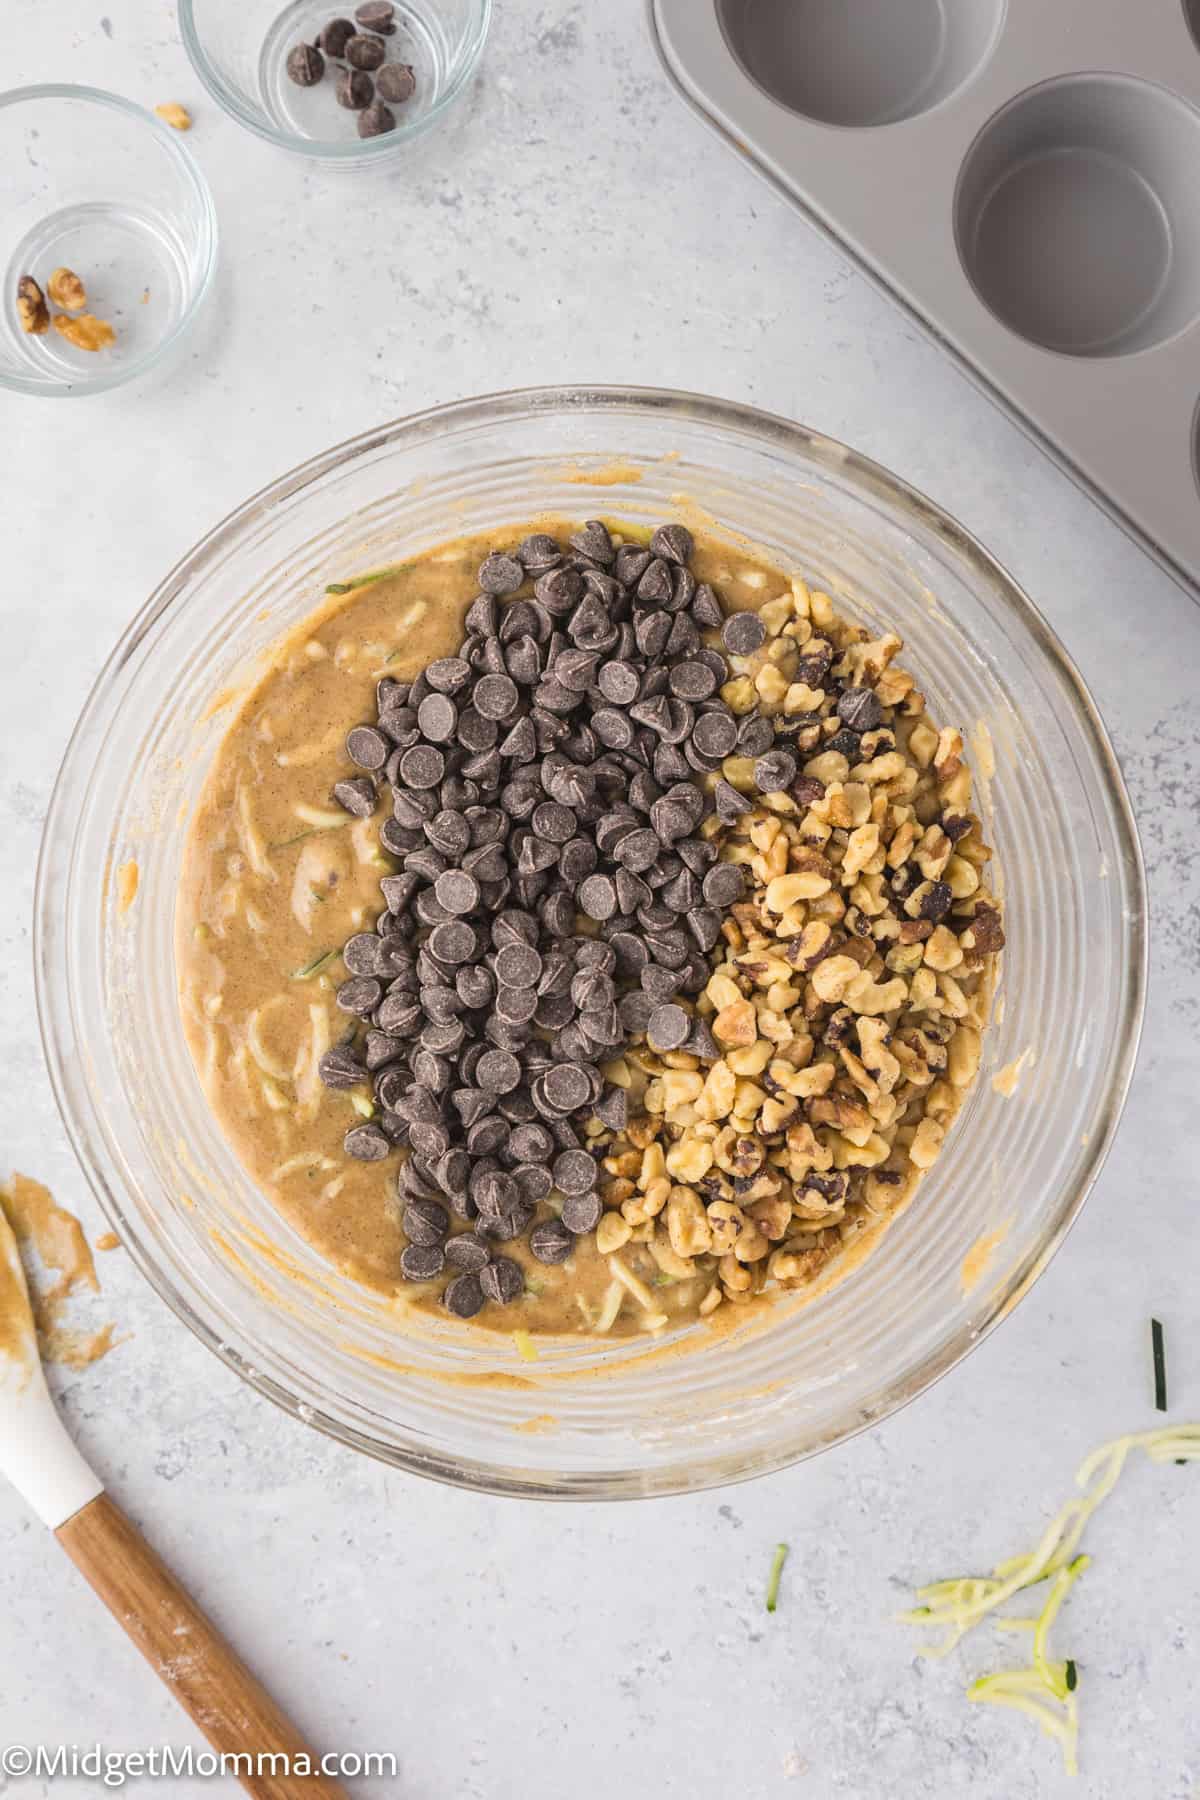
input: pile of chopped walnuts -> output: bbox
[592,572,1003,1318]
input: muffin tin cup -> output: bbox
[651,0,1200,599]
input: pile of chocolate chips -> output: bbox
[285,3,416,140]
[317,520,774,1318]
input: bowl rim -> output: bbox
[177,0,492,162]
[34,384,1148,1496]
[0,84,219,399]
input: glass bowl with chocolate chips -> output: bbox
[37,387,1145,1497]
[179,0,489,162]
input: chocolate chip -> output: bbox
[401,1243,445,1281]
[434,869,480,916]
[399,744,445,788]
[613,828,660,873]
[345,1123,391,1161]
[721,611,766,655]
[650,522,694,565]
[318,1045,367,1089]
[702,863,744,907]
[355,0,395,31]
[508,1122,553,1162]
[443,1273,485,1316]
[692,582,723,628]
[318,17,356,54]
[529,1220,573,1265]
[506,1166,547,1210]
[647,1003,690,1051]
[476,1048,521,1094]
[415,693,456,743]
[542,1063,590,1111]
[287,42,325,84]
[518,533,562,573]
[479,1256,523,1304]
[479,552,525,596]
[360,94,397,138]
[473,673,520,720]
[474,1199,534,1242]
[404,1199,449,1245]
[432,1148,470,1198]
[596,660,640,705]
[427,920,476,965]
[687,907,721,952]
[569,519,614,564]
[336,975,383,1017]
[561,1190,602,1234]
[495,942,542,987]
[837,686,883,731]
[333,776,376,817]
[345,30,385,67]
[578,873,617,921]
[534,565,585,616]
[754,749,797,793]
[335,66,374,108]
[376,991,421,1034]
[552,1149,597,1196]
[409,1112,453,1157]
[669,660,718,701]
[592,1087,627,1133]
[618,991,655,1034]
[444,1234,489,1272]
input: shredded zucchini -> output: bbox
[325,561,414,595]
[291,948,338,981]
[899,1426,1200,1776]
[765,1543,789,1614]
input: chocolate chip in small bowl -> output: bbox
[277,6,418,146]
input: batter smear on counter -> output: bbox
[177,518,1002,1339]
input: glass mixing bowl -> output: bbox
[35,387,1145,1498]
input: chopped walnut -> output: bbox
[596,564,1003,1314]
[16,275,48,334]
[47,266,87,311]
[52,312,116,352]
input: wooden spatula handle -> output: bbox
[56,1493,351,1799]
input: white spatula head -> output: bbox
[0,1206,102,1529]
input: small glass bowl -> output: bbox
[0,87,217,399]
[179,0,490,164]
[35,388,1145,1498]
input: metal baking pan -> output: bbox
[649,0,1200,600]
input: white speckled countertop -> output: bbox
[2,4,1198,1795]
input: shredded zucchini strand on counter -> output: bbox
[899,1426,1200,1775]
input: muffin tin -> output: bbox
[648,0,1200,599]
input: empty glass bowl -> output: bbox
[0,87,217,399]
[179,0,490,163]
[35,387,1145,1497]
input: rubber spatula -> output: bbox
[0,1205,350,1800]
